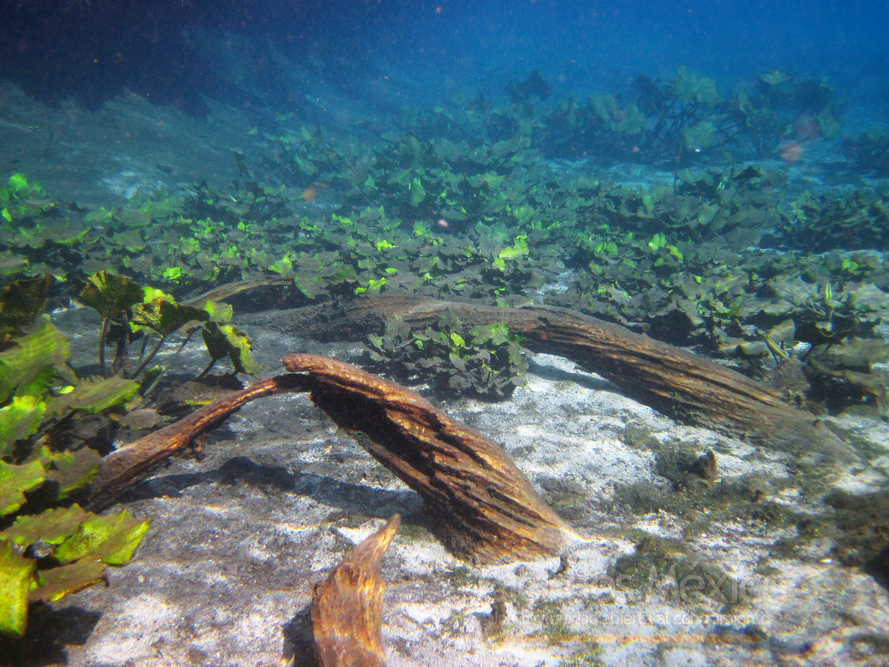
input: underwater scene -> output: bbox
[1,0,889,665]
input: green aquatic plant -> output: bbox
[780,188,889,252]
[0,279,149,638]
[0,269,276,639]
[843,130,889,177]
[79,271,259,382]
[365,312,528,400]
[0,503,149,638]
[0,275,56,346]
[608,535,744,611]
[78,271,144,376]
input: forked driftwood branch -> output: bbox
[88,373,311,510]
[281,296,854,463]
[89,356,575,563]
[283,354,578,563]
[311,514,400,667]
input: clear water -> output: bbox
[1,2,888,666]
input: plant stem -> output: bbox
[112,316,130,375]
[131,334,168,379]
[140,330,199,398]
[136,334,150,370]
[98,317,109,377]
[195,357,219,380]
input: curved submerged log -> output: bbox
[311,514,400,667]
[283,354,579,564]
[89,355,575,564]
[88,373,312,510]
[282,296,855,463]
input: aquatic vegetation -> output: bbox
[365,311,528,400]
[78,270,259,380]
[0,268,271,639]
[506,70,552,104]
[613,459,797,539]
[780,187,889,252]
[255,121,370,191]
[532,598,576,644]
[0,64,883,434]
[400,68,834,166]
[1,5,886,654]
[608,535,744,611]
[844,130,889,177]
[805,336,889,416]
[0,279,149,638]
[1,152,884,418]
[625,68,730,163]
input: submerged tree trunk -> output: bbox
[90,355,577,564]
[279,295,854,464]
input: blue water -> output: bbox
[338,1,889,100]
[2,4,889,665]
[3,1,887,114]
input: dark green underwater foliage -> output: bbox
[0,278,148,638]
[0,267,263,639]
[366,312,528,399]
[844,130,889,178]
[0,66,886,399]
[0,65,886,648]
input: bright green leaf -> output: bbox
[0,396,46,458]
[0,541,35,637]
[1,504,89,547]
[162,266,182,281]
[0,460,45,517]
[132,298,208,336]
[201,322,260,375]
[8,173,30,192]
[0,320,68,403]
[46,376,139,416]
[54,509,150,566]
[202,300,233,324]
[409,177,426,207]
[499,235,529,261]
[142,286,174,304]
[648,233,667,252]
[269,254,293,274]
[79,271,143,320]
[31,559,107,603]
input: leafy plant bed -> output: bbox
[0,269,263,641]
[365,312,528,400]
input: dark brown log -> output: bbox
[280,296,855,463]
[311,514,400,667]
[89,357,574,564]
[88,374,312,510]
[283,354,579,564]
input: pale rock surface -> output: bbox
[32,309,889,667]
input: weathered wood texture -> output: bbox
[89,355,573,563]
[284,354,578,564]
[311,514,400,667]
[88,374,311,510]
[281,296,853,462]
